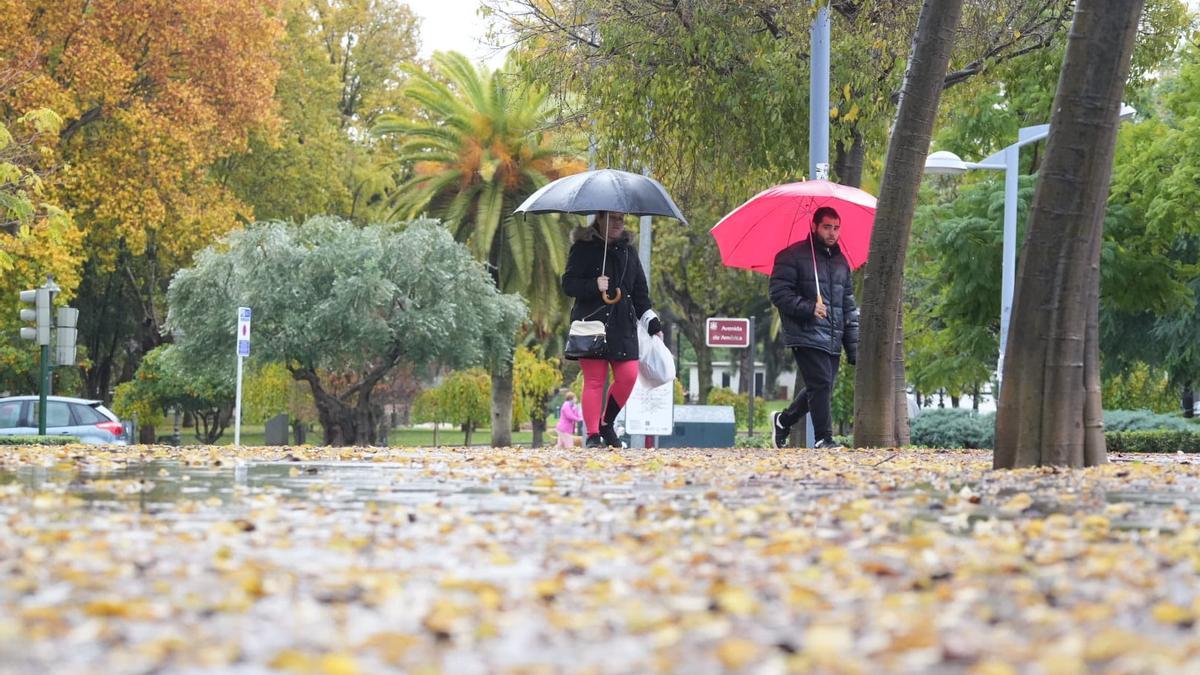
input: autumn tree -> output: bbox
[0,10,85,392]
[1,0,285,402]
[215,0,421,224]
[994,0,1147,468]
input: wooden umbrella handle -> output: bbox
[601,288,623,305]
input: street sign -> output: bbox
[705,317,751,348]
[236,306,251,357]
[234,306,251,448]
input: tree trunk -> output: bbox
[994,0,1143,468]
[294,368,359,445]
[1182,387,1195,418]
[490,355,514,447]
[531,415,546,448]
[973,382,981,412]
[892,306,910,445]
[834,128,866,188]
[950,395,960,408]
[531,395,548,448]
[853,0,963,448]
[696,343,714,403]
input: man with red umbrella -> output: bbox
[711,178,874,449]
[767,206,859,449]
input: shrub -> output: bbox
[706,388,767,430]
[1105,431,1200,453]
[0,435,80,446]
[1102,409,1196,432]
[1102,362,1176,413]
[909,409,995,449]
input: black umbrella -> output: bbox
[514,169,688,224]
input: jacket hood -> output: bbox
[571,224,635,244]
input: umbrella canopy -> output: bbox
[514,169,687,223]
[710,180,876,274]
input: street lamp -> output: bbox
[923,104,1136,393]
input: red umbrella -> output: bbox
[710,180,877,274]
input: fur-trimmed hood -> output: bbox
[571,224,635,244]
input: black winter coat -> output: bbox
[562,226,652,361]
[769,237,860,360]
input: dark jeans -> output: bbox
[778,347,840,441]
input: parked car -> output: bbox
[0,395,129,445]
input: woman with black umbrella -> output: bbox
[562,211,662,448]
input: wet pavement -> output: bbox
[3,445,1200,674]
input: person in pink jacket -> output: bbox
[555,392,583,449]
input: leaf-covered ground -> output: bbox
[2,445,1200,674]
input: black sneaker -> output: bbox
[814,437,845,450]
[598,424,622,448]
[771,411,790,449]
[585,433,605,448]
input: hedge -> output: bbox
[0,435,80,446]
[1104,431,1200,454]
[910,410,995,449]
[1102,409,1198,432]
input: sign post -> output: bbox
[706,317,757,437]
[234,307,251,448]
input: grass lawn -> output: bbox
[202,401,796,447]
[206,424,538,447]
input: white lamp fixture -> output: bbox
[924,150,970,176]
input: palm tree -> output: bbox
[373,51,585,330]
[373,51,585,447]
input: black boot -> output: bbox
[598,395,623,448]
[585,433,605,448]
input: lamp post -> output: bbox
[922,104,1135,394]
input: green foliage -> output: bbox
[832,359,855,430]
[412,387,448,425]
[513,346,562,425]
[241,362,288,425]
[167,217,526,378]
[706,387,766,431]
[0,109,70,236]
[907,175,1034,396]
[1102,45,1200,390]
[1105,430,1200,453]
[0,435,78,446]
[908,409,1199,450]
[909,410,995,450]
[438,369,492,444]
[165,216,525,444]
[1102,363,1178,414]
[111,345,234,443]
[1102,409,1198,432]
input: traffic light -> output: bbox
[18,287,52,345]
[56,307,79,366]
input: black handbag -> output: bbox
[564,319,607,360]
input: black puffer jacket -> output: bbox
[561,226,652,361]
[769,236,860,361]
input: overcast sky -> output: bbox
[405,0,509,68]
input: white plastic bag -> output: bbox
[636,311,676,388]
